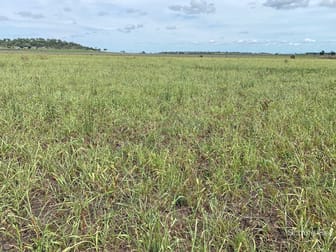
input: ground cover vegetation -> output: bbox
[0,53,335,251]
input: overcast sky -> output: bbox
[0,0,335,53]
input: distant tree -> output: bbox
[331,51,336,56]
[0,38,98,51]
[290,54,296,59]
[320,50,325,56]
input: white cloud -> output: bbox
[304,38,316,42]
[289,42,301,46]
[237,39,259,44]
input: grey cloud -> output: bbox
[98,8,147,17]
[98,11,109,16]
[263,0,309,9]
[17,11,44,19]
[126,8,147,16]
[169,0,216,15]
[166,25,177,30]
[118,24,143,33]
[320,0,336,7]
[0,16,9,21]
[64,7,72,12]
[248,1,258,8]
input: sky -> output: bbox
[0,0,335,53]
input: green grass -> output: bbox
[0,53,335,251]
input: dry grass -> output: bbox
[0,53,336,251]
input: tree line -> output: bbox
[0,38,99,51]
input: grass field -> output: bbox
[0,53,335,251]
